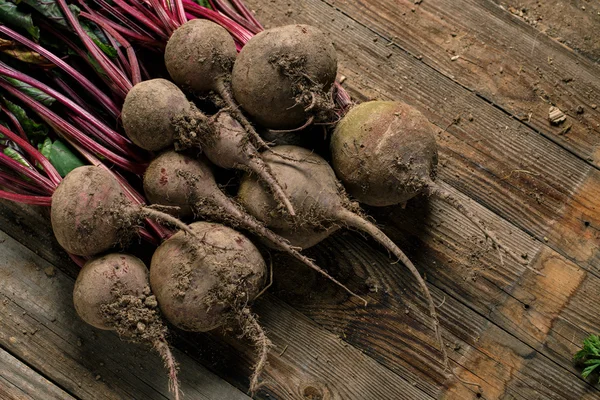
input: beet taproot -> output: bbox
[121,79,190,151]
[144,150,364,303]
[122,79,295,216]
[150,221,270,392]
[237,145,450,372]
[330,101,538,271]
[73,253,180,400]
[232,24,338,130]
[51,165,196,256]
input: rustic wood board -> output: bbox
[1,0,600,399]
[0,348,76,400]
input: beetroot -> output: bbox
[143,150,364,303]
[150,221,270,392]
[232,24,338,130]
[51,165,195,256]
[73,253,180,400]
[330,101,536,270]
[121,79,190,152]
[237,145,451,372]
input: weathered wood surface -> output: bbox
[0,348,76,400]
[493,0,600,62]
[1,0,600,399]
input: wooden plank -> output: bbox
[493,0,600,62]
[0,348,76,400]
[266,228,600,399]
[244,0,600,273]
[0,229,251,400]
[304,0,600,168]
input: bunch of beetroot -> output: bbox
[0,0,536,397]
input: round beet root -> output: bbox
[51,165,197,256]
[73,253,149,330]
[330,101,538,273]
[165,19,237,93]
[331,101,438,206]
[122,79,191,151]
[232,24,338,129]
[51,165,126,256]
[150,221,267,332]
[73,253,181,400]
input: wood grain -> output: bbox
[0,348,76,400]
[493,0,600,62]
[0,230,251,400]
[315,0,600,168]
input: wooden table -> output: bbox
[1,0,600,399]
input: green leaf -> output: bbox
[3,147,33,169]
[16,0,76,29]
[0,0,40,40]
[193,0,211,8]
[47,139,84,177]
[2,76,56,106]
[80,20,117,58]
[582,361,600,379]
[38,137,52,159]
[2,97,49,142]
[15,1,116,58]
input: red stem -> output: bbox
[0,124,62,186]
[115,0,169,39]
[211,0,259,34]
[0,81,146,174]
[0,189,52,206]
[0,66,142,161]
[229,0,262,31]
[56,0,132,97]
[182,0,253,43]
[0,152,55,193]
[172,0,187,26]
[0,26,121,118]
[0,106,28,140]
[92,0,153,37]
[81,11,142,85]
[0,171,48,194]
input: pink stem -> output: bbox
[92,0,152,37]
[50,74,95,116]
[0,81,146,174]
[0,153,55,193]
[148,0,178,33]
[211,0,258,34]
[57,0,132,97]
[0,106,28,140]
[182,0,253,43]
[0,66,141,160]
[0,26,121,118]
[0,125,62,186]
[0,171,47,194]
[172,0,187,26]
[229,0,262,31]
[68,253,87,267]
[81,11,142,85]
[0,189,52,206]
